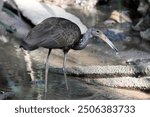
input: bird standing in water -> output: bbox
[20,17,118,92]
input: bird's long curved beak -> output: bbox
[97,33,118,52]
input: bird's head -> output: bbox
[90,28,118,52]
[72,27,118,51]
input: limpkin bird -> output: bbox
[20,17,118,92]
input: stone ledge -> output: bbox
[49,65,150,90]
[49,65,150,77]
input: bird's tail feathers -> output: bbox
[20,40,38,51]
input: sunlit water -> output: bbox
[0,37,93,99]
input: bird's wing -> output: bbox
[24,17,81,48]
[25,19,55,42]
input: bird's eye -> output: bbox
[96,30,100,33]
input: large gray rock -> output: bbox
[14,0,87,34]
[48,63,150,90]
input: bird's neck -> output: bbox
[72,30,93,50]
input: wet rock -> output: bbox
[90,77,150,90]
[49,64,150,78]
[140,28,150,40]
[0,91,15,100]
[132,15,150,31]
[88,86,150,99]
[48,64,150,90]
[137,0,149,16]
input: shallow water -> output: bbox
[0,36,103,100]
[0,35,150,100]
[0,37,93,100]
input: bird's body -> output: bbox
[21,17,81,51]
[20,17,118,93]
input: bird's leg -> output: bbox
[63,50,69,90]
[45,49,51,93]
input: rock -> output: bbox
[0,35,9,43]
[131,0,150,31]
[140,28,150,40]
[121,0,142,21]
[43,0,75,6]
[3,0,18,10]
[132,18,144,31]
[0,91,15,100]
[130,0,150,42]
[133,15,150,31]
[92,77,150,90]
[49,63,150,78]
[103,28,127,41]
[0,0,4,11]
[137,0,149,16]
[104,19,116,25]
[75,0,98,7]
[0,0,32,38]
[105,10,132,24]
[13,0,87,34]
[48,64,150,90]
